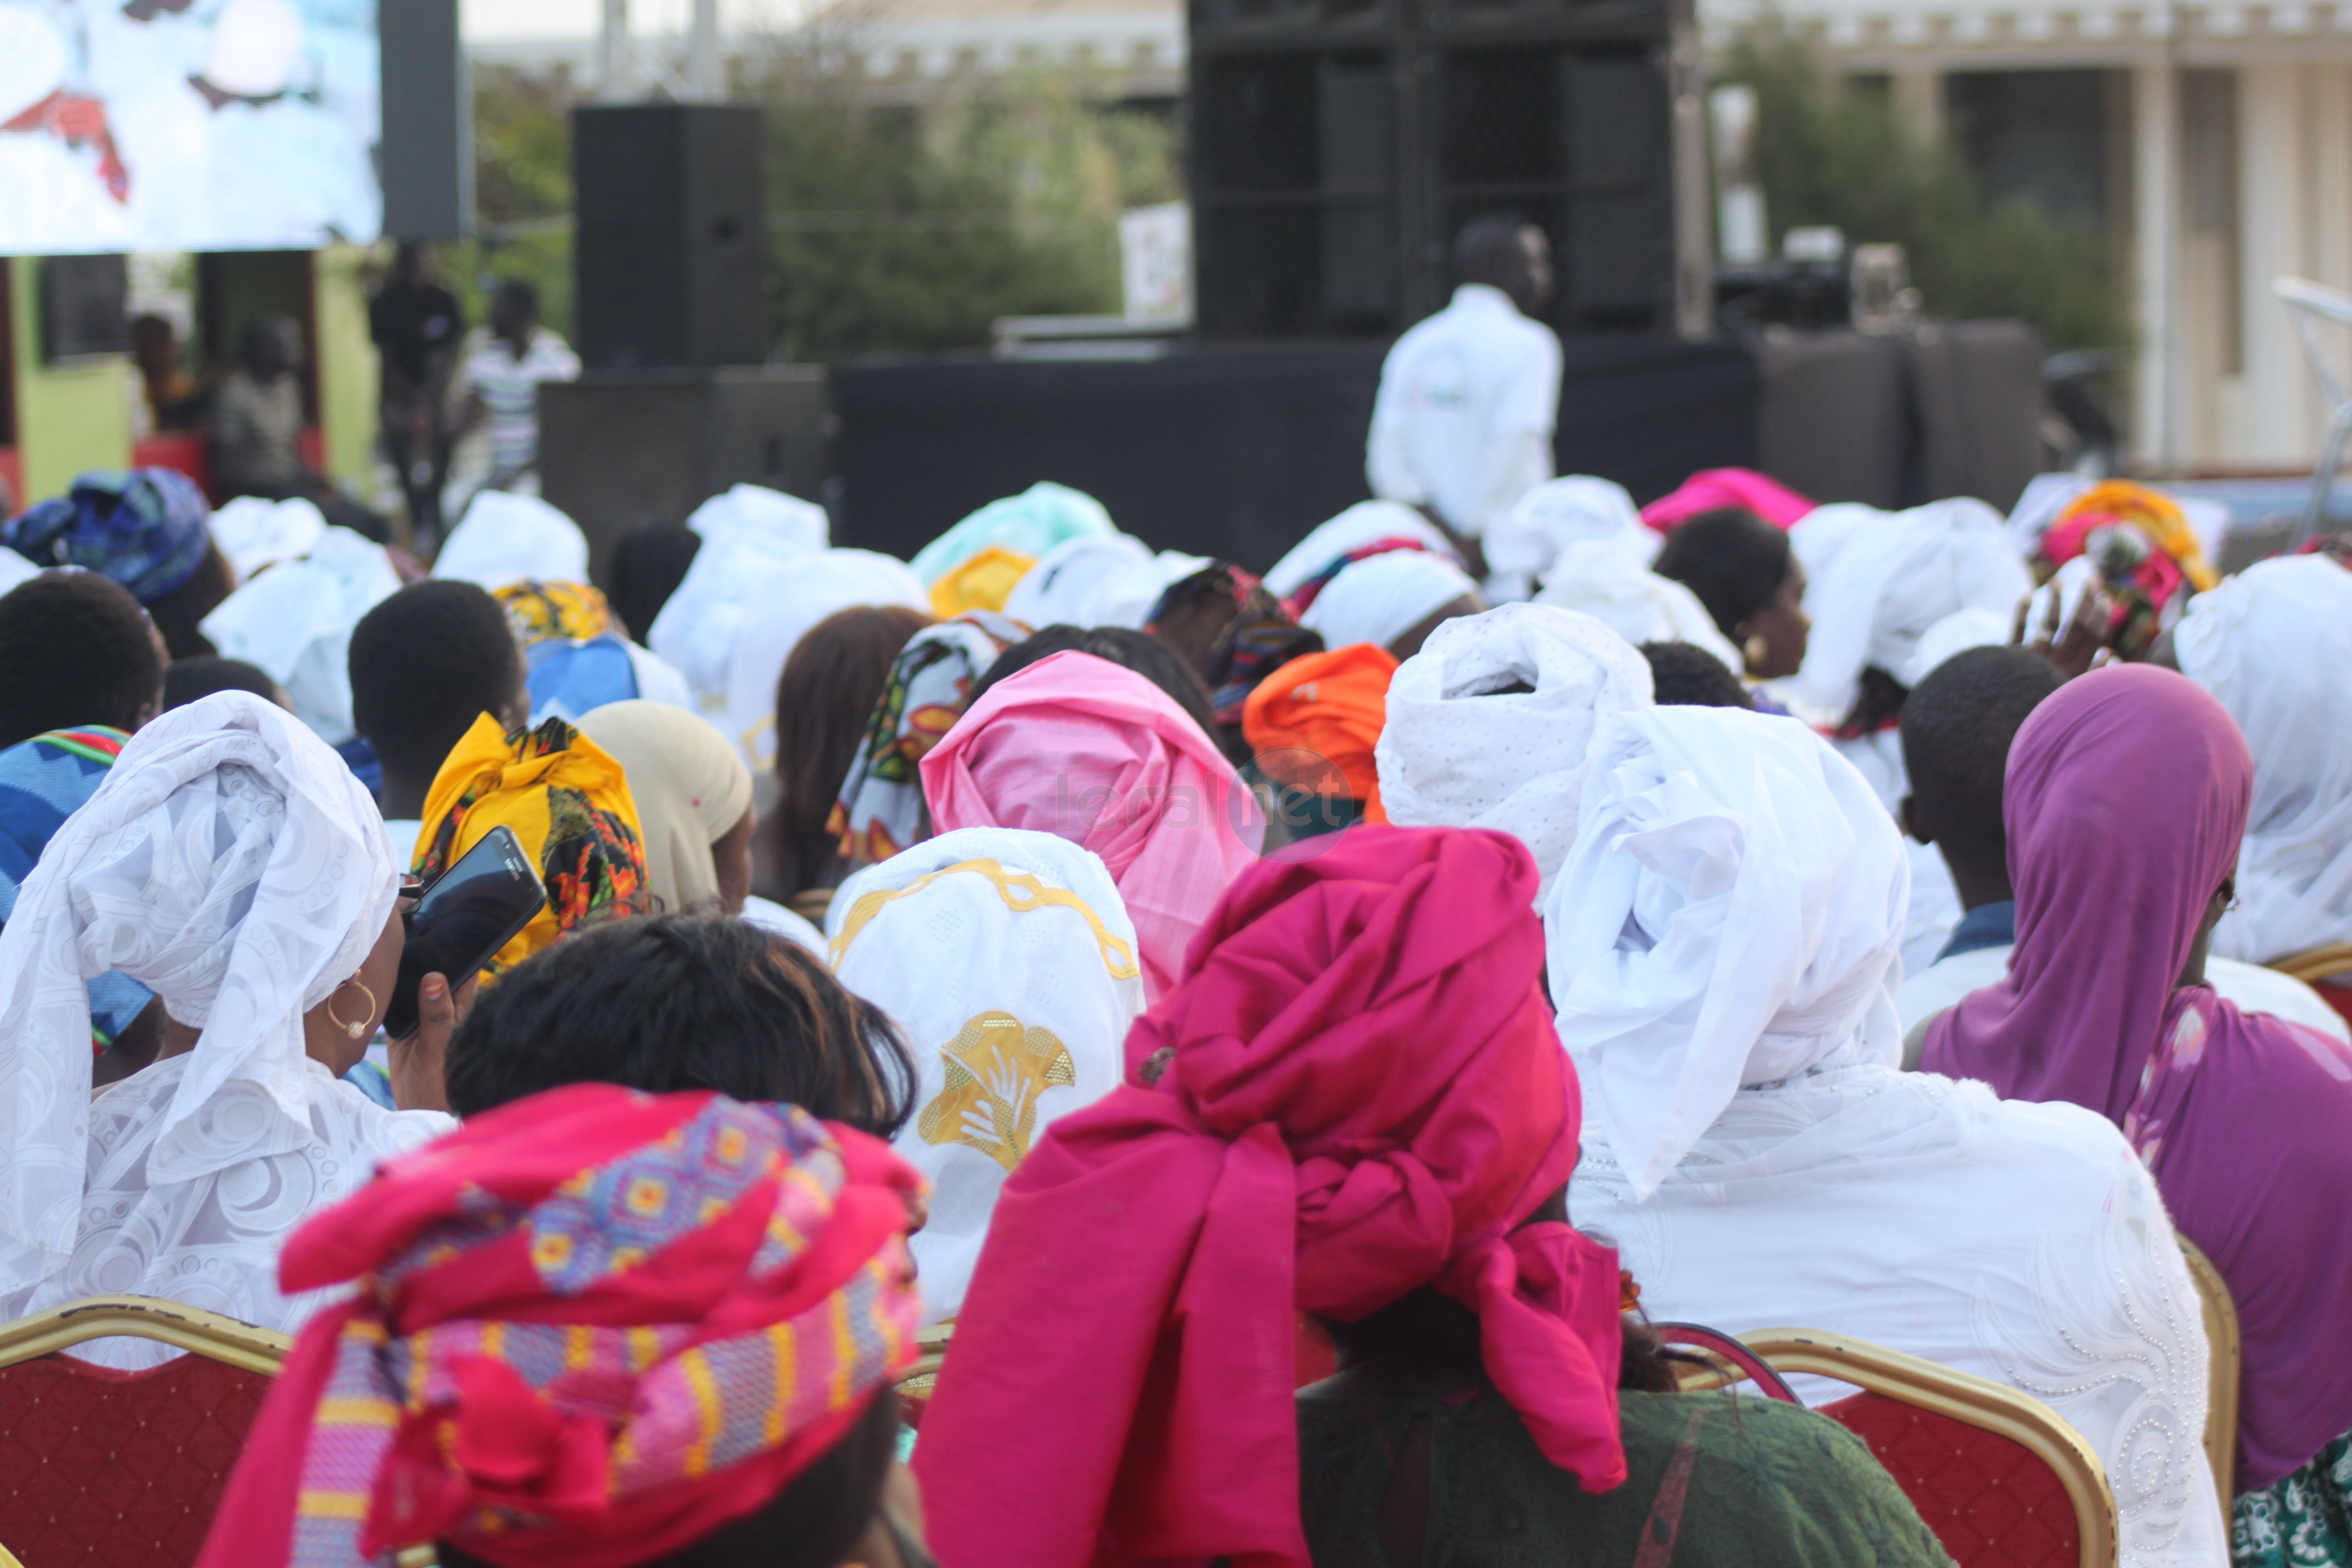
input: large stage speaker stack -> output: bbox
[1187,0,1713,342]
[540,103,830,585]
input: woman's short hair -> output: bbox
[444,913,916,1137]
[1651,508,1793,639]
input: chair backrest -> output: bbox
[2174,1233,2242,1506]
[2269,942,2352,987]
[1673,1326,2117,1568]
[0,1296,289,1568]
[892,1321,956,1428]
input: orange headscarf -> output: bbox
[1242,642,1397,820]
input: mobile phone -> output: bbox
[384,825,546,1040]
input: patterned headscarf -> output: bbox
[194,1085,926,1568]
[829,610,1025,868]
[1,469,212,603]
[2033,481,2218,661]
[928,545,1035,619]
[414,715,649,980]
[494,580,614,651]
[0,727,151,1051]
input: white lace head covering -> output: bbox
[721,548,930,771]
[0,691,395,1274]
[1486,475,1660,582]
[1299,550,1480,651]
[1262,501,1460,599]
[826,827,1141,1323]
[1788,497,2032,719]
[2174,555,2352,964]
[1535,540,1743,673]
[1374,602,1653,902]
[650,487,832,712]
[433,492,589,593]
[1545,705,1907,1200]
[199,526,401,745]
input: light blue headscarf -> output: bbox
[908,482,1117,587]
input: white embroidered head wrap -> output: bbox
[827,827,1142,1322]
[0,691,395,1274]
[1544,705,1908,1200]
[2174,555,2352,965]
[1374,602,1653,902]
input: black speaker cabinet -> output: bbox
[1188,0,1710,341]
[572,104,767,369]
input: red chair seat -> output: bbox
[1823,1388,2082,1568]
[0,1350,274,1568]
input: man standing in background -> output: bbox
[1366,215,1563,587]
[460,280,580,498]
[370,243,465,552]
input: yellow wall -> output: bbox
[8,260,134,503]
[313,245,379,493]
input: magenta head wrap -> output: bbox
[921,650,1263,1000]
[1925,663,2352,1488]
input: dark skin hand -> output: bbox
[1735,561,1810,680]
[2012,584,2113,680]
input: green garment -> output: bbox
[2234,1430,2352,1567]
[1298,1381,1955,1568]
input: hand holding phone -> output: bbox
[385,825,546,1040]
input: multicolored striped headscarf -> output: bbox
[830,610,1026,869]
[0,726,152,1050]
[194,1085,926,1568]
[1,469,212,604]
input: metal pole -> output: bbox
[600,0,631,101]
[689,0,723,100]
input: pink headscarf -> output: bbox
[910,826,1626,1568]
[921,649,1263,1000]
[1924,665,2352,1489]
[1640,467,1816,532]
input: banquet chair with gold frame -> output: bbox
[1670,1326,2119,1568]
[2270,943,2352,990]
[2176,1234,2242,1506]
[0,1295,289,1568]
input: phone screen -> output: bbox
[384,825,546,1040]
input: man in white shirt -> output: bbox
[1366,215,1562,578]
[462,280,582,496]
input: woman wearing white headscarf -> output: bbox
[720,549,930,771]
[198,524,400,744]
[1554,703,2224,1568]
[2175,555,2352,986]
[0,693,457,1365]
[430,490,590,593]
[1298,549,1485,659]
[1485,474,1658,602]
[1534,539,1743,672]
[647,485,831,713]
[1374,602,1652,904]
[826,827,1142,1323]
[1262,500,1460,600]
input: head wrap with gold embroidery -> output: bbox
[194,1085,925,1568]
[828,827,1142,1323]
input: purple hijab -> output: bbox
[1925,664,2352,1490]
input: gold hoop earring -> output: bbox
[328,980,377,1041]
[1743,634,1770,672]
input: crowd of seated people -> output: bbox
[0,461,2349,1568]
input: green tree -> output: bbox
[1721,26,2127,353]
[448,65,578,343]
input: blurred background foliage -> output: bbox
[1718,24,2129,353]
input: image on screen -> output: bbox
[0,0,379,255]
